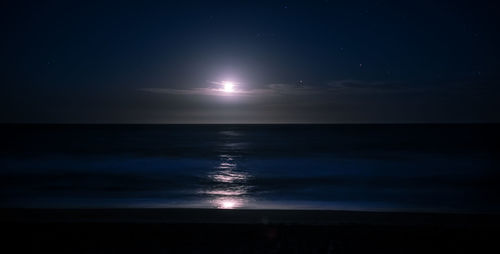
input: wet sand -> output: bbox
[2,209,499,253]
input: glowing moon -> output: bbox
[212,197,243,209]
[220,200,236,209]
[222,81,234,93]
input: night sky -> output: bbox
[1,0,499,123]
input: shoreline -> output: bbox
[2,208,499,253]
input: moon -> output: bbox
[222,81,234,93]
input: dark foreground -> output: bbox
[2,209,499,253]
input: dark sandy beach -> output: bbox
[2,208,499,253]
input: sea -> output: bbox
[1,124,498,213]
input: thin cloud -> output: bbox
[327,80,410,92]
[138,80,413,97]
[139,84,316,97]
[138,88,216,95]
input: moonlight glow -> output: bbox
[213,197,242,209]
[222,81,234,93]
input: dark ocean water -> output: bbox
[1,124,498,213]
